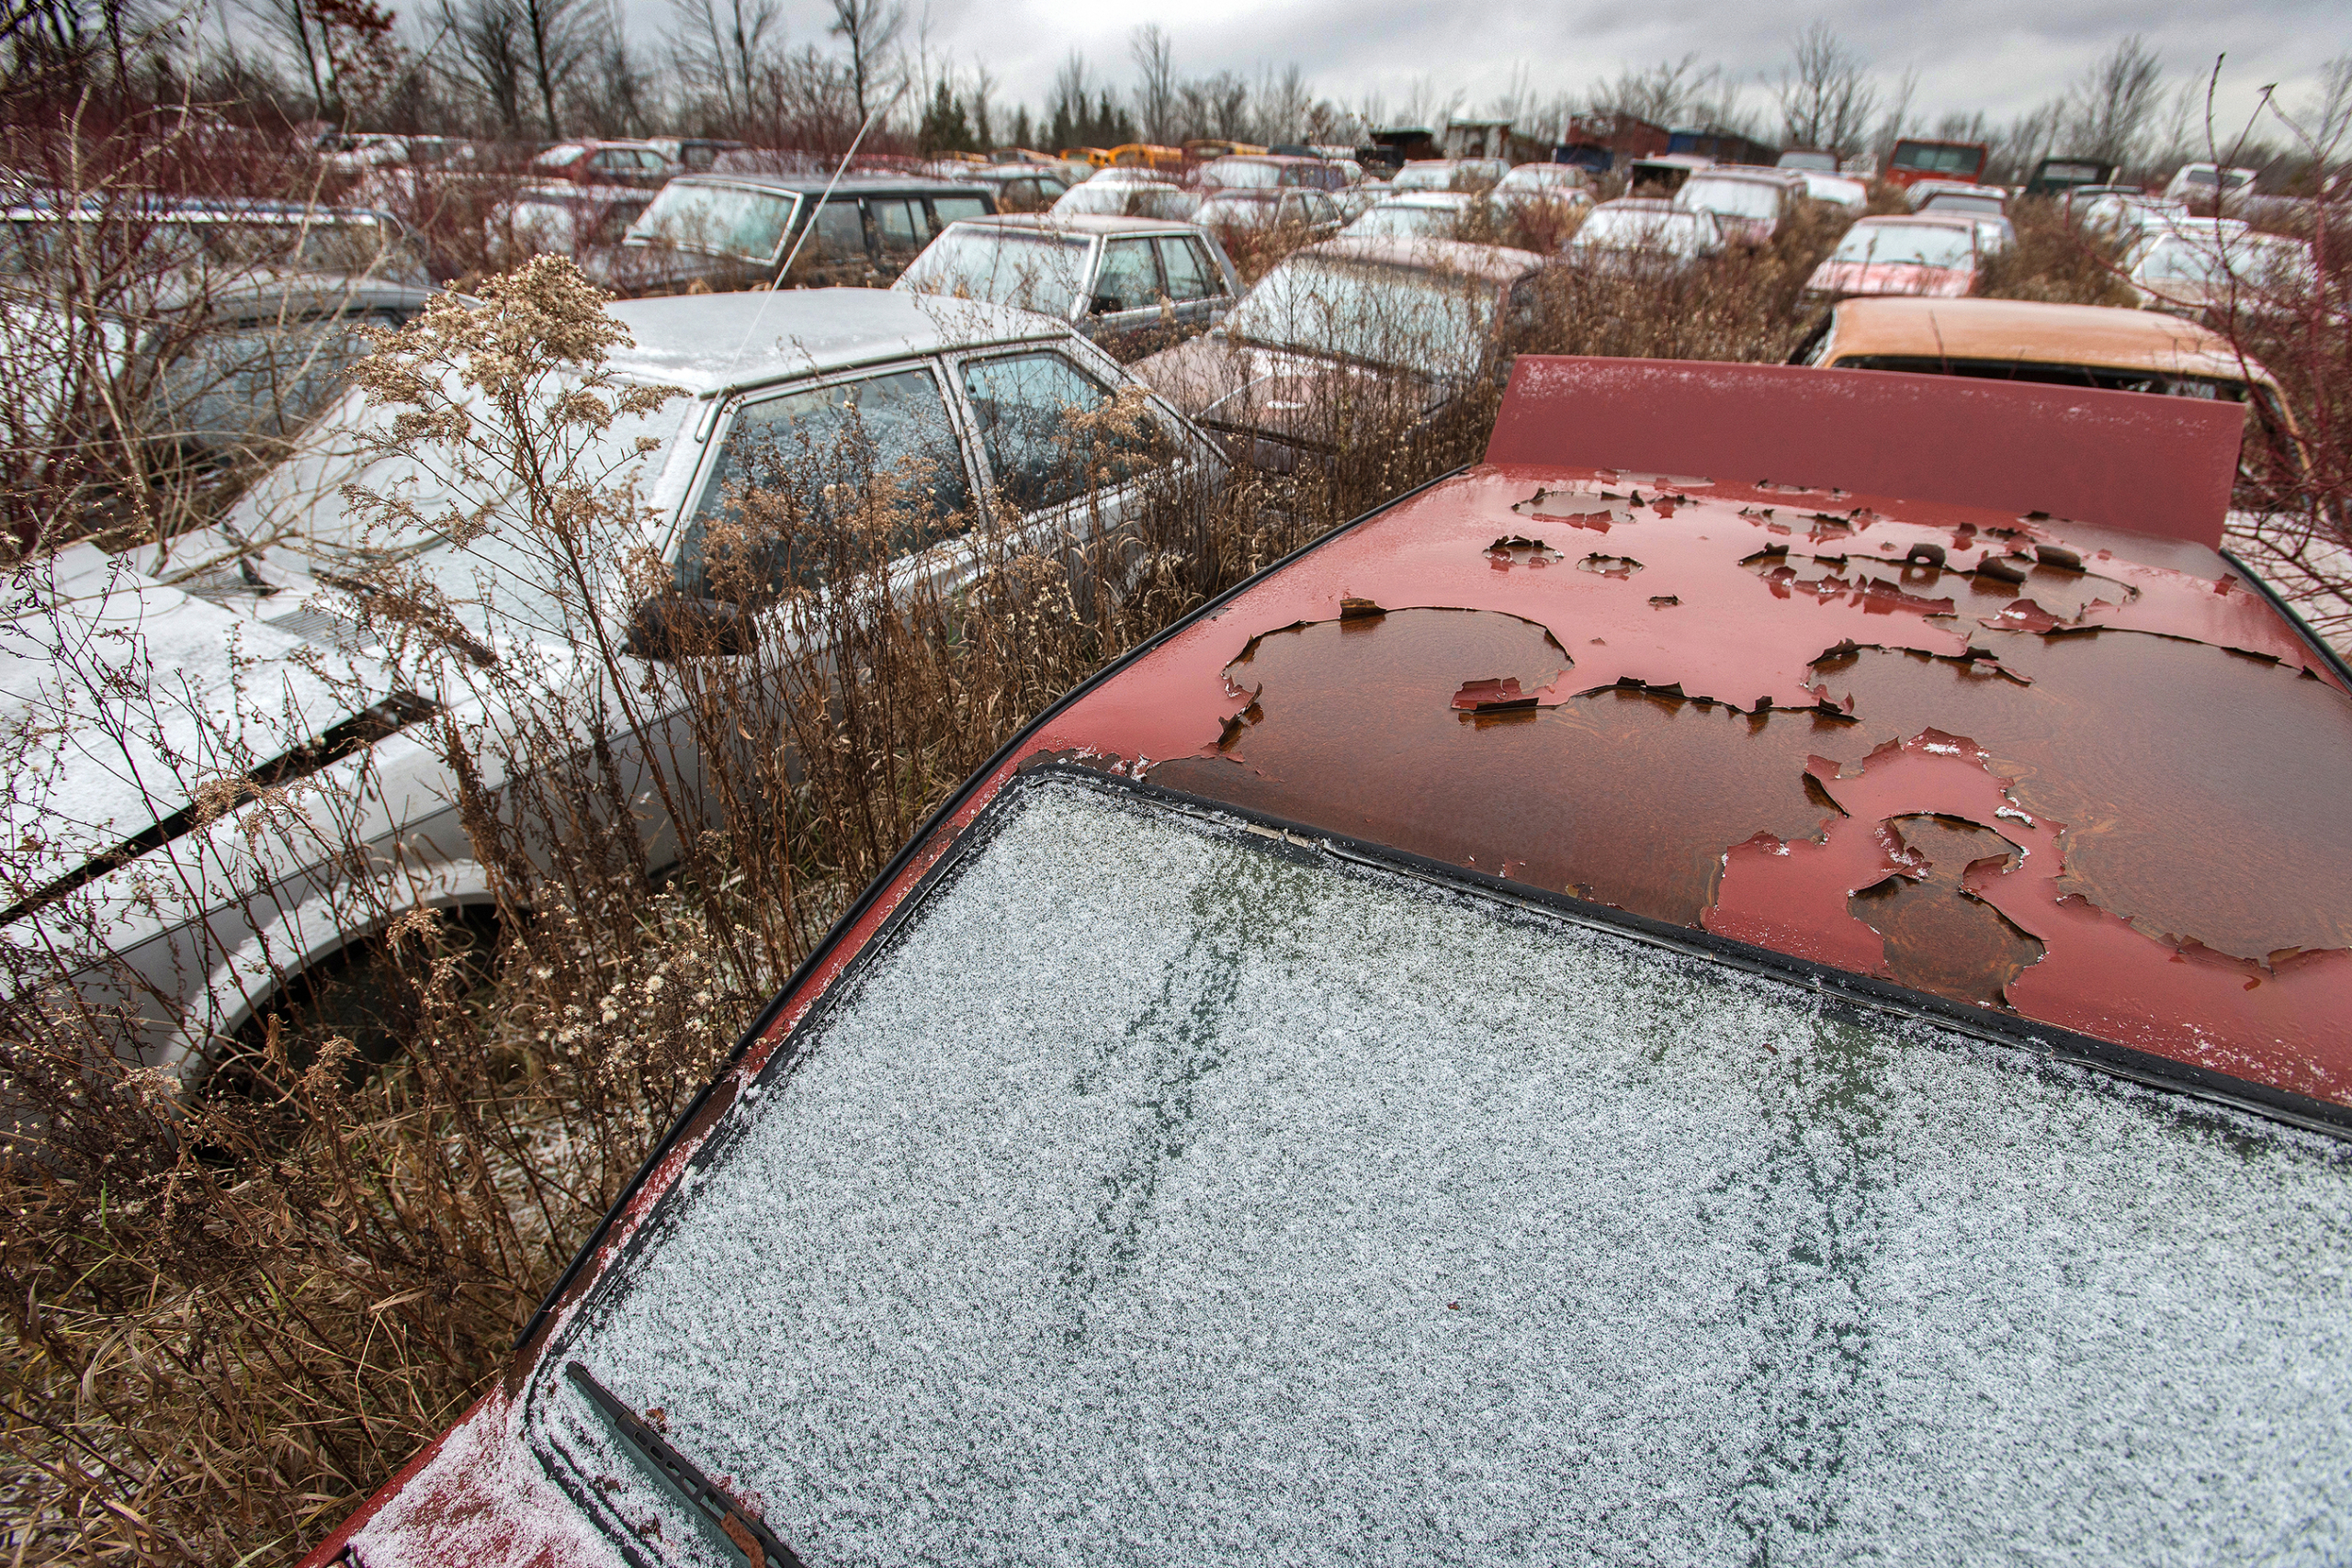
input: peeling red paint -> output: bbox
[1023,465,2352,1108]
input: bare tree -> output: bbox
[1130,23,1174,146]
[1871,65,1918,161]
[438,0,528,134]
[2300,51,2352,160]
[2066,35,2165,171]
[667,0,782,126]
[1775,23,1877,156]
[827,0,902,122]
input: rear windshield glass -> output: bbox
[1679,177,1781,219]
[527,773,2352,1568]
[893,227,1088,316]
[1223,254,1500,371]
[1891,141,1980,173]
[1829,222,1976,269]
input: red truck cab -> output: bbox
[1883,137,1989,189]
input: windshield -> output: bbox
[1892,141,1981,174]
[1575,208,1707,252]
[1347,203,1461,239]
[1204,158,1282,188]
[1829,223,1975,269]
[1390,164,1456,191]
[1920,193,2004,216]
[893,228,1088,316]
[1222,254,1501,372]
[628,183,798,262]
[1679,178,1780,219]
[527,773,2352,1568]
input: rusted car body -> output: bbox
[893,213,1240,358]
[1803,213,1984,300]
[306,361,2352,1568]
[1905,179,2007,218]
[1129,235,1545,470]
[1882,137,1988,188]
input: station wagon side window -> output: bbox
[1159,237,1219,300]
[868,198,923,256]
[959,351,1167,513]
[810,197,865,261]
[932,196,989,225]
[676,366,974,597]
[1092,238,1163,313]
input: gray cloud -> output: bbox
[642,0,2346,144]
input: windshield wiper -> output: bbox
[566,1361,805,1568]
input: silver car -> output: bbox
[3,288,1223,1078]
[895,214,1240,359]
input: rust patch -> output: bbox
[1485,536,1564,570]
[1154,608,1846,927]
[1577,554,1644,579]
[1707,732,2352,1105]
[1806,631,2352,964]
[1849,815,2046,1008]
[1340,596,1386,620]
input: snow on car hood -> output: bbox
[0,542,397,910]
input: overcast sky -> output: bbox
[678,0,2346,143]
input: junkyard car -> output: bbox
[1049,176,1202,222]
[2125,219,2316,318]
[490,184,656,265]
[1803,213,1985,300]
[949,163,1073,213]
[2164,162,2258,211]
[1197,154,1348,192]
[1565,197,1723,274]
[1882,136,1988,187]
[1389,157,1510,193]
[894,214,1239,358]
[1192,187,1346,240]
[1906,179,2008,219]
[1341,190,1479,242]
[611,174,997,291]
[1130,234,1545,470]
[303,357,2352,1568]
[1672,168,1798,245]
[1796,170,1869,211]
[4,289,1221,1077]
[2023,156,2119,197]
[1487,164,1592,209]
[531,140,679,189]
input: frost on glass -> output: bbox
[528,774,2352,1567]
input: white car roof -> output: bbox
[603,288,1068,396]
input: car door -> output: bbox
[1084,236,1171,358]
[864,196,927,276]
[670,361,980,608]
[1156,234,1234,337]
[950,344,1197,570]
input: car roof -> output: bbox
[1291,233,1546,280]
[1849,212,1982,230]
[664,172,983,197]
[1374,191,1476,207]
[956,213,1202,237]
[602,288,1061,395]
[1824,296,2274,386]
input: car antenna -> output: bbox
[772,82,909,288]
[715,80,910,389]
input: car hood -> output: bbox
[0,543,399,911]
[1130,333,1453,449]
[1808,260,1975,299]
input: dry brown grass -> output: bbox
[2,181,2346,1567]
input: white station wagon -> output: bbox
[2,288,1220,1078]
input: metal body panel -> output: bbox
[1485,355,2245,547]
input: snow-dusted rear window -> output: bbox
[528,773,2352,1566]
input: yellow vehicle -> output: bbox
[1058,147,1114,171]
[1182,138,1270,160]
[1108,142,1186,171]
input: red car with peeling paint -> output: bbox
[307,362,2352,1568]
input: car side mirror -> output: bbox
[1090,293,1123,316]
[626,593,749,659]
